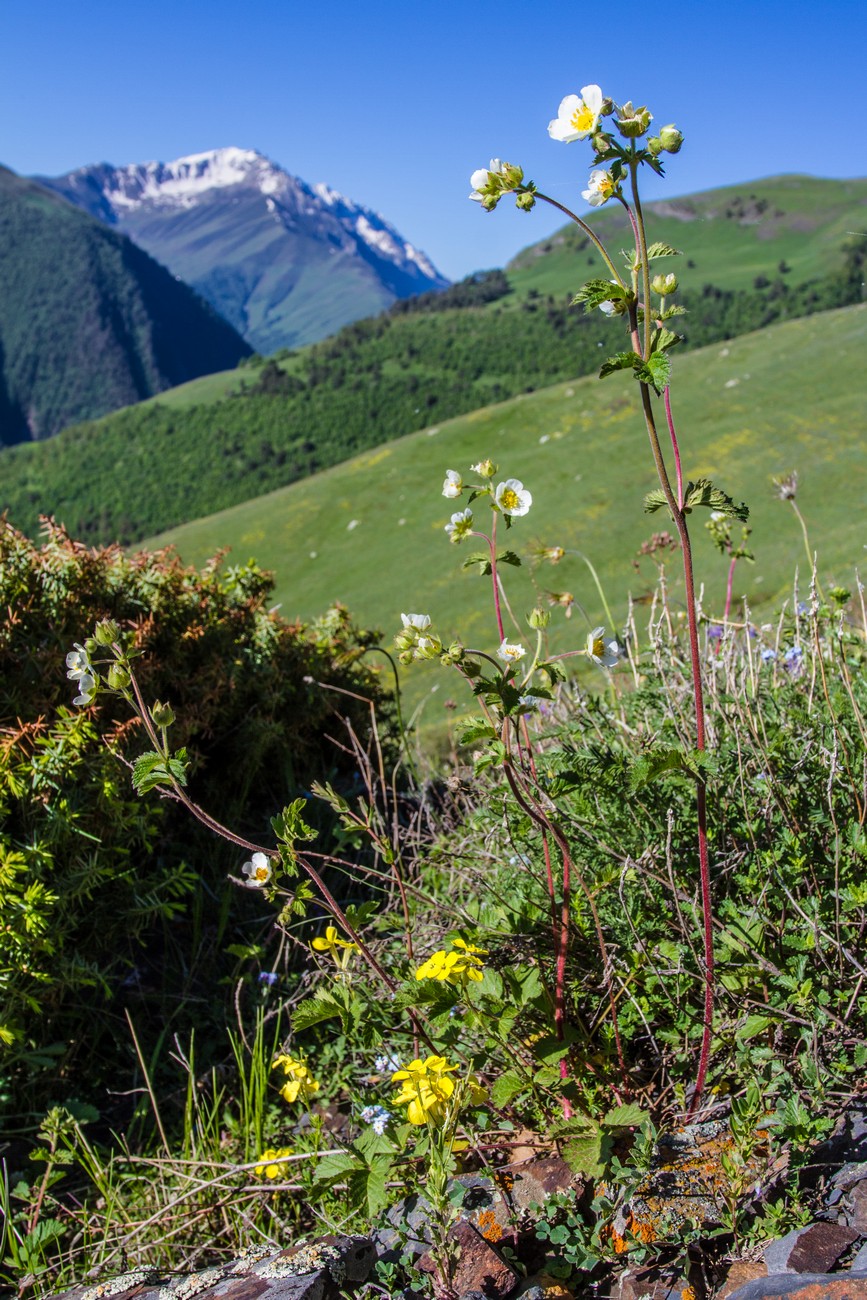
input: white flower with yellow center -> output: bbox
[586,627,620,668]
[242,852,273,887]
[494,479,532,517]
[401,612,431,631]
[582,169,617,207]
[444,508,474,544]
[497,639,527,665]
[442,469,463,498]
[548,85,604,143]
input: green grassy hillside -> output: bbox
[142,305,867,712]
[1,177,863,544]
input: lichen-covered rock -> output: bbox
[725,1272,867,1300]
[762,1223,860,1275]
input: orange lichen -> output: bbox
[476,1209,504,1242]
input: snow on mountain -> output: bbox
[36,148,449,353]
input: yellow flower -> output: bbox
[392,1056,459,1126]
[415,938,487,988]
[254,1146,293,1179]
[271,1054,319,1103]
[311,924,360,968]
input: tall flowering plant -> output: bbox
[462,84,751,1111]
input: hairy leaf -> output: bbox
[683,478,750,521]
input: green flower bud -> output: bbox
[616,102,653,139]
[591,131,614,153]
[528,607,551,630]
[481,193,500,212]
[415,634,443,661]
[471,459,496,479]
[651,273,678,296]
[515,190,536,212]
[646,136,664,157]
[107,663,130,691]
[398,650,414,666]
[447,641,465,662]
[658,125,684,153]
[94,619,121,646]
[151,701,176,728]
[502,162,524,188]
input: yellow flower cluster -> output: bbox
[254,1146,293,1179]
[271,1053,319,1104]
[392,1055,486,1126]
[415,938,487,987]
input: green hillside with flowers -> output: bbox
[142,303,867,707]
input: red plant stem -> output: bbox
[490,512,506,642]
[663,386,685,510]
[638,384,714,1115]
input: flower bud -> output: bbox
[646,136,664,157]
[616,102,653,138]
[151,701,176,728]
[591,131,614,153]
[658,125,683,153]
[398,650,414,666]
[600,97,615,117]
[447,641,465,662]
[471,458,496,479]
[528,607,551,629]
[107,663,130,691]
[515,191,536,212]
[94,619,120,646]
[481,193,500,212]
[501,162,524,188]
[651,273,678,296]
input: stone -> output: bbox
[610,1258,703,1300]
[802,1110,867,1189]
[725,1273,867,1300]
[763,1223,859,1275]
[715,1262,769,1300]
[417,1219,519,1299]
[852,1244,867,1272]
[825,1163,867,1231]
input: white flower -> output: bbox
[66,643,92,683]
[497,640,527,664]
[442,469,463,498]
[444,508,474,544]
[242,852,273,887]
[548,85,604,143]
[360,1104,393,1135]
[599,300,618,316]
[73,673,97,707]
[586,626,620,668]
[494,478,532,517]
[582,168,617,207]
[469,159,507,201]
[401,613,431,631]
[518,694,542,714]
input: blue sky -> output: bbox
[2,0,864,280]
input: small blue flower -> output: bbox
[796,601,810,616]
[784,645,803,666]
[707,625,724,640]
[258,971,278,987]
[761,648,777,663]
[374,1053,402,1075]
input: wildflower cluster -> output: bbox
[391,1055,484,1127]
[254,1147,293,1180]
[271,1054,319,1104]
[415,938,487,988]
[441,463,532,521]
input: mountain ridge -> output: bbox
[37,147,449,353]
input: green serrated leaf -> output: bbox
[646,242,681,260]
[740,1014,772,1040]
[599,350,641,379]
[683,478,749,521]
[474,740,507,772]
[291,994,344,1032]
[630,747,690,791]
[491,1070,526,1108]
[455,717,498,747]
[603,1103,648,1128]
[651,327,681,355]
[572,279,630,312]
[635,351,671,393]
[131,749,188,794]
[561,1132,605,1179]
[462,550,493,576]
[497,550,522,568]
[643,487,671,515]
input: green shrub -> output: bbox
[0,517,391,1119]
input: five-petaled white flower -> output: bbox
[586,627,620,668]
[548,85,604,143]
[242,852,273,887]
[494,479,532,517]
[442,470,463,498]
[497,640,527,665]
[401,612,431,631]
[582,168,617,208]
[444,508,474,544]
[67,643,97,705]
[469,159,507,201]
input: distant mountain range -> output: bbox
[0,166,251,445]
[37,148,450,354]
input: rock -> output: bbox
[802,1110,867,1189]
[417,1219,519,1299]
[763,1223,860,1275]
[493,1156,582,1217]
[715,1261,769,1300]
[853,1244,867,1271]
[610,1258,703,1300]
[725,1272,867,1300]
[825,1163,867,1231]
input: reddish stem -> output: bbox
[663,387,685,511]
[724,554,737,623]
[490,512,505,642]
